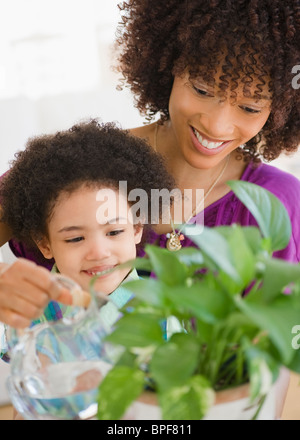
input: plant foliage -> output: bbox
[97,181,300,420]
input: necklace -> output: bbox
[154,122,230,251]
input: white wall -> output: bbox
[0,0,144,176]
[0,0,144,408]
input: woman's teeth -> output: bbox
[193,128,224,149]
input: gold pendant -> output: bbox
[166,232,182,252]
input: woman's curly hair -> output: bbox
[0,120,175,260]
[115,0,300,162]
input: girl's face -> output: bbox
[37,185,143,294]
[168,71,271,169]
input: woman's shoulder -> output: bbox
[128,123,156,147]
[245,162,300,205]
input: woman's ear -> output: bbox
[134,223,144,245]
[35,237,54,260]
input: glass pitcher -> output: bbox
[6,274,122,420]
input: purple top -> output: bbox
[138,162,300,263]
[8,162,300,264]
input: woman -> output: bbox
[0,0,300,325]
[115,0,300,259]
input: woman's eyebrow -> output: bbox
[247,94,271,101]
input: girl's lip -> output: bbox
[190,126,232,156]
[82,266,116,277]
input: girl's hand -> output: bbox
[0,258,82,328]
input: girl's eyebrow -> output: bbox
[57,226,84,233]
[106,216,128,224]
[57,216,129,232]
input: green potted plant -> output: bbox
[95,181,300,420]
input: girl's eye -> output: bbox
[240,106,261,114]
[108,229,124,237]
[65,237,84,243]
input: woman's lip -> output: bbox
[190,126,232,156]
[192,127,229,143]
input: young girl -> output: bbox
[0,120,175,355]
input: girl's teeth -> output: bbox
[87,269,111,276]
[193,128,224,149]
[88,271,103,276]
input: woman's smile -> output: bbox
[190,126,233,156]
[168,73,271,168]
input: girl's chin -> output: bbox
[89,277,121,296]
[80,268,130,295]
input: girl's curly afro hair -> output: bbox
[115,0,300,162]
[0,120,175,253]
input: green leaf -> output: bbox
[218,225,256,294]
[144,245,188,286]
[227,180,291,252]
[183,225,241,283]
[90,257,153,292]
[216,226,263,255]
[164,281,232,323]
[97,366,145,420]
[150,333,200,391]
[258,258,300,302]
[159,375,214,420]
[244,343,280,402]
[128,256,153,273]
[235,295,299,364]
[121,278,166,308]
[176,247,204,266]
[106,312,164,348]
[286,346,300,373]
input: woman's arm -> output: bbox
[0,221,12,247]
[0,259,73,328]
[0,258,91,328]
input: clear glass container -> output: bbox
[6,275,121,420]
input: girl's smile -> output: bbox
[37,185,143,294]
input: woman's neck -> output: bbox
[154,121,246,196]
[129,120,247,209]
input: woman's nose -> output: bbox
[200,101,235,139]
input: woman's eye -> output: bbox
[240,106,261,114]
[108,229,124,237]
[65,237,84,243]
[192,85,212,97]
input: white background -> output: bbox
[0,0,144,176]
[0,0,299,177]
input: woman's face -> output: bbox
[168,71,271,169]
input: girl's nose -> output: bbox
[85,237,111,260]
